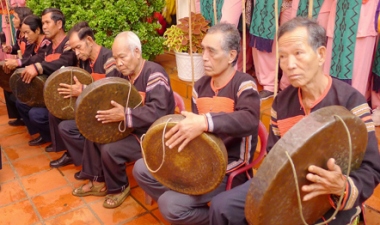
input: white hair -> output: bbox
[115,31,142,54]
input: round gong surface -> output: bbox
[0,61,15,92]
[9,68,47,107]
[245,106,368,225]
[75,77,142,144]
[142,114,228,195]
[44,67,93,120]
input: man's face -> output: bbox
[112,39,140,76]
[22,24,40,44]
[12,13,21,29]
[42,12,60,39]
[278,27,324,88]
[201,32,232,77]
[69,32,92,61]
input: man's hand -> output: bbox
[57,76,83,98]
[165,111,207,152]
[302,158,346,201]
[4,59,18,72]
[95,100,125,123]
[2,45,11,53]
[21,65,38,84]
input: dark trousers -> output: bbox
[59,119,85,166]
[48,113,66,152]
[3,90,20,119]
[15,100,51,142]
[81,134,142,194]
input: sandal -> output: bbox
[103,185,131,208]
[72,181,107,197]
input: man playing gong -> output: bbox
[133,23,261,225]
[71,31,175,209]
[208,17,380,225]
[15,8,77,147]
[47,21,120,170]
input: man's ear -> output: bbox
[229,49,238,64]
[317,46,326,66]
[56,20,63,30]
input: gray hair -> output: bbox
[207,22,241,66]
[115,31,142,54]
[278,17,326,51]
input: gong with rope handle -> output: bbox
[75,77,142,144]
[44,67,93,120]
[245,106,367,225]
[0,61,14,92]
[141,114,228,195]
[9,68,47,107]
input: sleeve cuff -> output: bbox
[328,176,358,211]
[125,107,133,128]
[17,59,22,67]
[204,113,213,132]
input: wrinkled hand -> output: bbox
[2,45,11,53]
[165,111,207,152]
[58,76,83,98]
[4,59,18,72]
[95,100,125,123]
[21,65,38,83]
[302,158,346,201]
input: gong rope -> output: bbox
[285,114,352,225]
[118,82,143,132]
[141,118,172,173]
[61,69,75,112]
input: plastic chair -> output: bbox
[144,92,185,205]
[225,121,268,190]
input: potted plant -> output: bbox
[163,12,210,82]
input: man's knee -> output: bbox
[158,192,186,223]
[29,108,48,124]
[132,159,148,181]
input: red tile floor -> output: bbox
[0,53,379,224]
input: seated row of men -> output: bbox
[2,6,380,225]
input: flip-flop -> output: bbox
[72,181,107,197]
[103,185,131,208]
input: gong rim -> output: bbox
[75,77,142,144]
[142,114,228,195]
[245,106,368,225]
[0,61,15,92]
[9,68,47,107]
[44,67,93,120]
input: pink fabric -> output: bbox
[324,36,376,97]
[220,0,242,26]
[326,0,377,38]
[251,7,293,91]
[324,0,377,97]
[0,0,25,60]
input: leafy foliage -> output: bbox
[163,13,209,54]
[26,0,165,60]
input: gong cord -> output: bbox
[140,118,172,173]
[285,114,352,225]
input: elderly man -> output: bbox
[209,17,380,225]
[47,21,120,169]
[133,23,260,225]
[15,8,77,147]
[71,31,175,209]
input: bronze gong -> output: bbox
[44,67,93,120]
[75,77,142,144]
[245,106,368,225]
[9,68,47,107]
[0,61,15,92]
[142,114,228,195]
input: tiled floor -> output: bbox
[0,53,379,224]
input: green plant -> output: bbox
[26,0,165,60]
[163,12,209,54]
